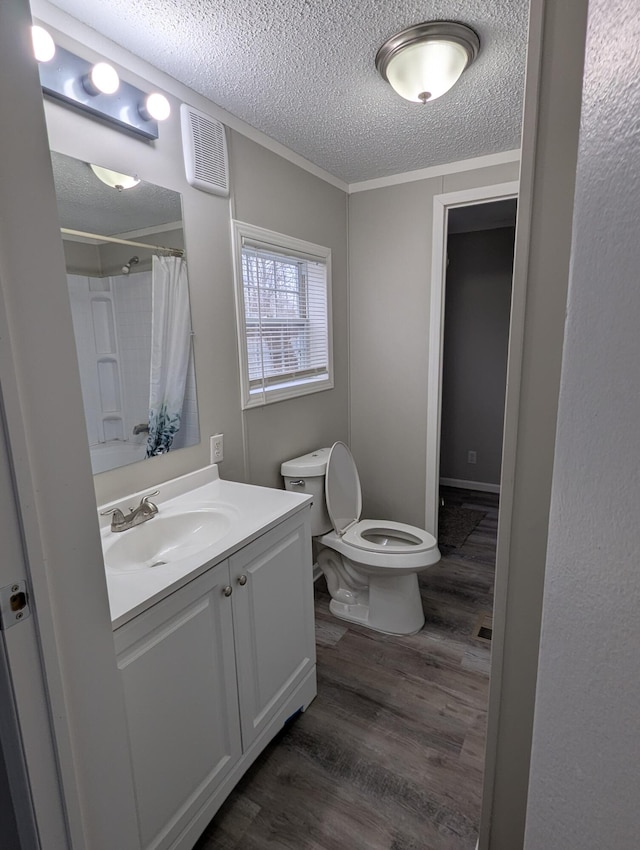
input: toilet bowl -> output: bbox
[281,442,440,635]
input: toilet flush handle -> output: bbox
[288,479,305,487]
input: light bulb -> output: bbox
[32,25,55,63]
[87,62,119,95]
[143,92,171,121]
[385,40,469,103]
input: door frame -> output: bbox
[425,181,519,536]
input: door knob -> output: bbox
[238,575,248,586]
[222,586,232,597]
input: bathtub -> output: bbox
[90,441,147,474]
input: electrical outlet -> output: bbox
[467,450,477,464]
[210,434,224,464]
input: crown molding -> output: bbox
[348,149,521,194]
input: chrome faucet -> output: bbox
[101,490,159,532]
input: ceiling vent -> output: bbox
[180,104,229,197]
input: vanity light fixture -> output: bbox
[36,37,171,140]
[375,21,480,104]
[31,25,56,63]
[90,164,140,191]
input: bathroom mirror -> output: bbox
[51,150,200,474]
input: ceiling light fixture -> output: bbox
[90,164,140,191]
[375,21,480,104]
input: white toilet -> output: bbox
[281,442,440,635]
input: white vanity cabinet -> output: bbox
[113,508,316,850]
[114,559,242,850]
[229,516,316,750]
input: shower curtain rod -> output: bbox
[60,227,185,257]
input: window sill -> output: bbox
[242,374,333,409]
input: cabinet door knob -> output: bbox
[222,586,233,597]
[238,575,248,586]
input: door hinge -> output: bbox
[0,581,31,630]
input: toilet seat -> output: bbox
[324,442,438,565]
[342,519,436,554]
[324,441,363,537]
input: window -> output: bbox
[232,221,333,407]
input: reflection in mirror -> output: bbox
[51,151,200,474]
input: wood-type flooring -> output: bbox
[195,488,498,850]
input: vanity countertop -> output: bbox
[98,464,312,629]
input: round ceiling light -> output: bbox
[31,25,56,63]
[375,21,480,104]
[90,164,140,191]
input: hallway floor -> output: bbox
[195,488,498,850]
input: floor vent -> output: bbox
[180,104,229,197]
[473,612,493,643]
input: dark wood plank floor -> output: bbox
[195,488,498,850]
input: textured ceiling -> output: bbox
[51,151,183,235]
[47,0,529,184]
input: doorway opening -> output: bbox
[425,182,519,536]
[425,185,518,845]
[439,199,516,505]
[439,196,516,564]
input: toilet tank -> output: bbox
[281,448,332,536]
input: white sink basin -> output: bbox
[103,508,234,572]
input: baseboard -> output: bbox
[440,477,501,494]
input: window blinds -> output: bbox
[240,238,330,402]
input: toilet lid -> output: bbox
[325,441,362,535]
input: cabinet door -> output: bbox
[114,562,241,850]
[230,510,316,750]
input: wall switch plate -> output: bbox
[467,450,477,464]
[210,434,224,463]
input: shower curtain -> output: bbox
[146,255,191,457]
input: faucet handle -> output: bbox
[139,489,159,506]
[138,491,160,517]
[100,507,126,532]
[100,507,125,519]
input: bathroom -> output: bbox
[0,1,599,849]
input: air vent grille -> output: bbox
[180,104,229,197]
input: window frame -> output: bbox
[231,220,334,409]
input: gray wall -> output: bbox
[230,131,349,489]
[525,0,640,846]
[440,227,514,487]
[40,16,348,505]
[348,162,519,529]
